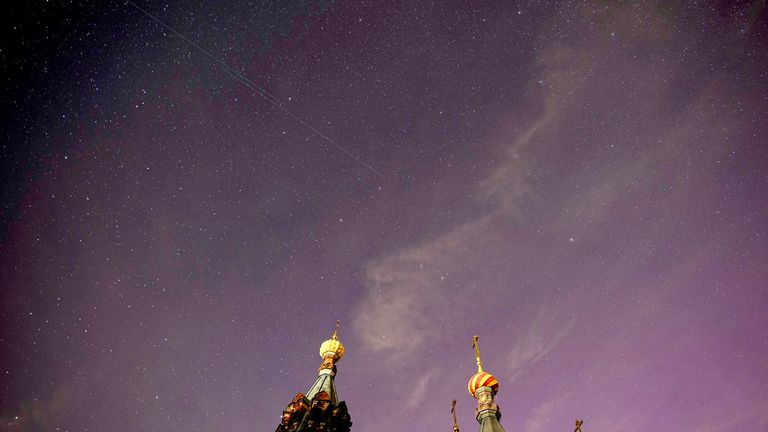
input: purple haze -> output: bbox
[1,1,767,431]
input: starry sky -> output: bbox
[1,1,767,431]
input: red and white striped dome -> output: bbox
[467,371,499,397]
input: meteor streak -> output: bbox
[125,0,384,178]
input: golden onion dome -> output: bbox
[319,321,345,360]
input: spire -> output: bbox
[452,400,460,432]
[467,336,498,397]
[467,336,505,432]
[331,320,340,340]
[575,419,584,432]
[306,321,346,404]
[472,335,484,373]
[275,321,352,432]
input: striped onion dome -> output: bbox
[467,371,499,397]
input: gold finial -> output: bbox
[575,419,584,432]
[451,400,460,432]
[472,335,484,373]
[331,320,340,340]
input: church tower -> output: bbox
[467,336,506,432]
[275,321,352,432]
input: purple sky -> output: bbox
[2,1,767,431]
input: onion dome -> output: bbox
[319,320,345,360]
[467,335,500,396]
[468,371,499,397]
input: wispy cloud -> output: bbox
[352,223,480,357]
[507,307,576,382]
[352,3,767,432]
[523,397,563,432]
[406,368,441,409]
[353,68,564,360]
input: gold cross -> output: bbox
[451,400,459,432]
[575,419,584,432]
[472,335,484,373]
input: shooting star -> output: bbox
[125,0,384,178]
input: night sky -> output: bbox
[2,1,767,431]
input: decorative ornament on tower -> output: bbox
[318,320,345,372]
[467,336,505,432]
[467,335,499,397]
[275,321,352,432]
[451,400,461,432]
